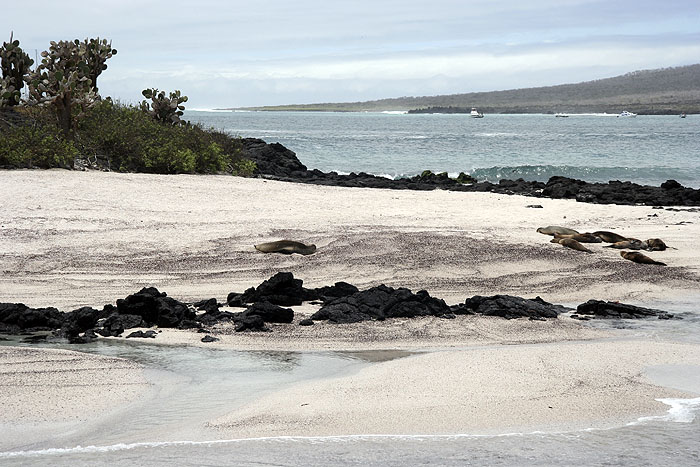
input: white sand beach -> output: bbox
[1,170,700,442]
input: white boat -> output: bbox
[617,110,637,118]
[470,107,484,118]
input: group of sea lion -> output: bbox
[537,226,669,266]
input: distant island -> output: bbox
[226,64,700,115]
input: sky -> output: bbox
[4,0,700,108]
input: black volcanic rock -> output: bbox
[243,139,700,206]
[228,272,306,307]
[463,295,570,319]
[193,298,220,314]
[310,285,451,323]
[61,306,103,336]
[575,300,675,319]
[116,287,194,328]
[305,281,360,302]
[241,138,308,177]
[126,330,157,338]
[234,314,270,332]
[0,303,63,331]
[240,302,294,324]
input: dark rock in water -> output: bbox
[192,298,220,314]
[116,287,194,328]
[228,272,306,307]
[299,318,315,326]
[96,313,147,337]
[126,330,157,338]
[96,313,126,337]
[576,300,675,319]
[201,335,220,343]
[61,306,103,336]
[463,295,570,319]
[68,329,99,344]
[241,301,294,324]
[311,285,451,323]
[234,314,270,332]
[21,334,48,343]
[0,302,63,331]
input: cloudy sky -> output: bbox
[5,0,700,108]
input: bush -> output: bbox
[77,100,253,175]
[0,121,77,168]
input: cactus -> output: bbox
[25,40,96,137]
[140,88,188,125]
[0,33,34,107]
[83,38,116,94]
[25,38,114,137]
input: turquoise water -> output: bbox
[185,111,700,188]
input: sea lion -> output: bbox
[604,239,647,250]
[592,231,628,243]
[254,240,317,255]
[553,232,603,243]
[620,251,666,266]
[645,238,668,251]
[537,226,579,236]
[552,237,592,253]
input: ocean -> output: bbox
[185,111,700,188]
[2,111,700,465]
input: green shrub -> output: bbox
[0,122,77,168]
[77,100,247,174]
[231,159,257,177]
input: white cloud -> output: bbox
[12,0,700,107]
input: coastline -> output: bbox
[2,170,700,449]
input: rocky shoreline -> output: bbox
[242,138,700,206]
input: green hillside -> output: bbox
[232,64,700,114]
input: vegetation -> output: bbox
[140,88,188,125]
[235,64,700,115]
[0,34,33,107]
[0,34,255,176]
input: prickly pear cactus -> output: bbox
[84,38,116,93]
[25,40,99,136]
[0,34,34,107]
[140,88,188,125]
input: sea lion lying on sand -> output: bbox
[553,232,602,243]
[592,231,628,243]
[604,239,647,250]
[537,226,579,236]
[620,251,666,266]
[646,238,668,251]
[551,237,592,253]
[254,240,317,255]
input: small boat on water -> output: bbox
[555,113,569,118]
[470,108,484,118]
[617,110,637,118]
[680,112,687,118]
